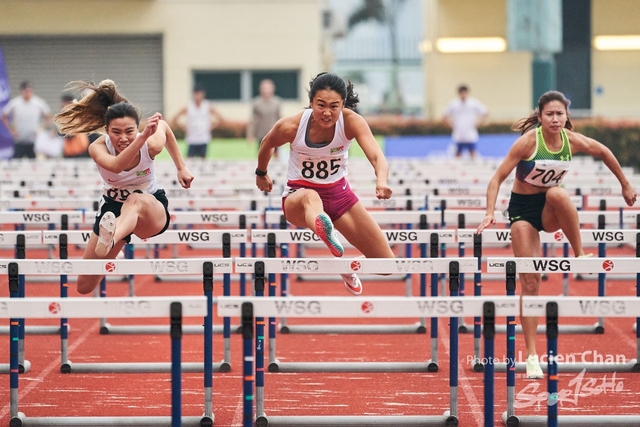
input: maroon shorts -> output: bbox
[282,177,359,222]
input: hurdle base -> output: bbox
[501,412,640,426]
[492,359,638,373]
[460,322,603,335]
[295,274,408,282]
[60,360,228,374]
[10,415,211,426]
[1,360,31,375]
[279,322,426,335]
[99,323,235,335]
[267,359,438,373]
[469,358,484,372]
[256,413,457,426]
[0,325,67,335]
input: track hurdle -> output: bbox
[487,258,640,376]
[499,295,640,427]
[0,258,231,376]
[217,293,520,427]
[234,257,479,373]
[251,229,456,334]
[2,295,210,427]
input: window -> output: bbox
[193,69,299,101]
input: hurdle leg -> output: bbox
[429,235,439,370]
[242,303,255,427]
[596,240,606,333]
[447,262,460,424]
[254,262,266,419]
[170,302,182,427]
[505,261,518,425]
[203,262,215,422]
[547,302,559,427]
[126,243,135,297]
[18,273,27,373]
[483,302,495,427]
[562,243,569,296]
[472,232,484,371]
[419,242,427,331]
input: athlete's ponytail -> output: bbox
[55,80,139,134]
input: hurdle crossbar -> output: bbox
[501,296,640,427]
[220,295,519,427]
[2,296,210,427]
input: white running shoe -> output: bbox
[525,354,544,379]
[341,273,362,296]
[95,211,116,257]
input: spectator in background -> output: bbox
[171,84,224,159]
[1,80,51,159]
[59,93,90,158]
[247,79,281,158]
[444,85,488,159]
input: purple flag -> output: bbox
[0,46,13,158]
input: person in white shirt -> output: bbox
[1,80,51,159]
[255,72,395,296]
[171,85,224,158]
[55,79,194,294]
[444,85,488,159]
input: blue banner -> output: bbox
[0,46,13,158]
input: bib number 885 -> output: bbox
[301,159,341,180]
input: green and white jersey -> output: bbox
[515,127,572,188]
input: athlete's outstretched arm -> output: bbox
[345,110,391,200]
[567,130,637,206]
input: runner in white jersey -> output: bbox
[477,90,636,379]
[55,79,194,295]
[255,72,395,296]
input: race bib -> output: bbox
[297,154,345,183]
[523,160,569,187]
[103,182,148,202]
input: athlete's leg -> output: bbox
[283,189,324,229]
[77,236,127,294]
[510,220,542,358]
[116,193,168,240]
[334,202,395,259]
[541,186,586,256]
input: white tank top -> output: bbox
[286,109,351,186]
[97,134,159,202]
[186,100,212,144]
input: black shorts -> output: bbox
[93,189,170,243]
[507,192,547,231]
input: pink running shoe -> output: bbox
[341,273,362,295]
[315,213,344,257]
[95,211,116,257]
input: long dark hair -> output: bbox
[512,90,573,135]
[308,72,359,110]
[55,80,140,134]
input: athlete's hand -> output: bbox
[256,175,273,193]
[476,214,495,234]
[177,166,194,189]
[375,182,392,199]
[141,113,162,139]
[622,183,637,206]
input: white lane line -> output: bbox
[230,394,244,427]
[0,319,99,420]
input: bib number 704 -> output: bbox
[530,168,567,185]
[301,159,341,180]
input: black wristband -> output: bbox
[255,168,267,177]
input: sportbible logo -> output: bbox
[350,260,362,271]
[104,262,117,273]
[361,302,373,314]
[602,260,614,272]
[48,302,61,315]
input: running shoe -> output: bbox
[315,213,344,257]
[95,211,116,257]
[341,273,362,296]
[525,354,543,379]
